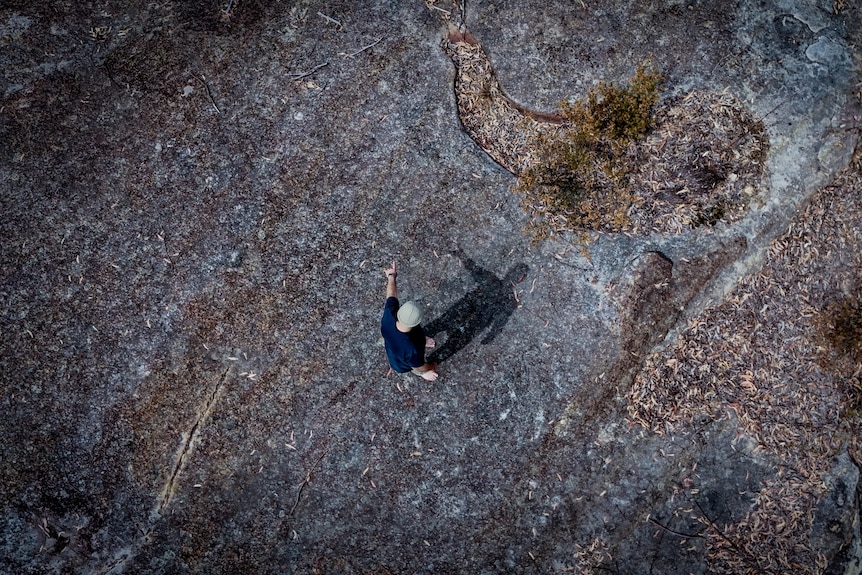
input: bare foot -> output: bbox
[420,370,439,381]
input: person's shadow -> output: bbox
[425,253,529,363]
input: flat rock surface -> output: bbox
[0,1,860,574]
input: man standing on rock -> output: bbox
[381,261,439,381]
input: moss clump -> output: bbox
[574,63,664,145]
[517,62,663,238]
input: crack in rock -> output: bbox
[97,367,232,575]
[154,366,231,518]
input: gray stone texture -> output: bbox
[0,1,860,573]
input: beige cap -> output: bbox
[397,301,423,328]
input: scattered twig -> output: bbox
[341,37,383,58]
[290,62,329,81]
[456,0,468,30]
[195,74,221,114]
[694,500,751,561]
[756,95,790,125]
[648,516,704,539]
[317,11,342,30]
[727,95,788,149]
[428,4,451,15]
[219,0,237,22]
[692,499,777,573]
[288,447,330,516]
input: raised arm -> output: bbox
[385,261,398,299]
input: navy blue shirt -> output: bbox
[381,297,426,373]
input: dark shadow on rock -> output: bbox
[425,253,528,363]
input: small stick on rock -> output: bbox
[195,74,221,114]
[648,516,704,539]
[317,11,343,30]
[342,37,383,58]
[291,62,329,80]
